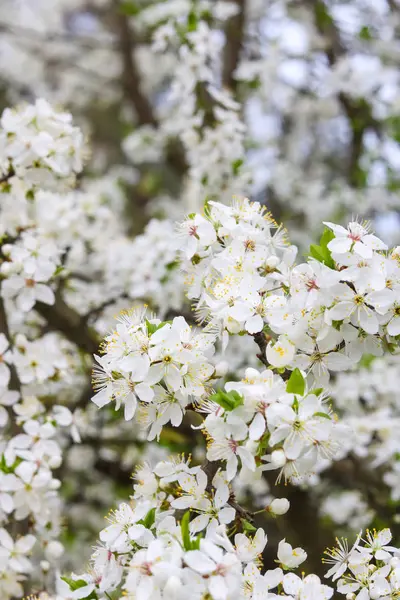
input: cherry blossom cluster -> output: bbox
[201,366,346,482]
[61,455,328,600]
[180,198,291,338]
[0,98,84,190]
[152,4,250,209]
[91,309,215,438]
[1,232,60,312]
[324,528,400,599]
[0,393,78,599]
[0,99,86,599]
[180,199,400,387]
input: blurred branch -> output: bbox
[310,0,381,187]
[222,0,246,91]
[36,291,100,355]
[0,298,21,397]
[113,3,187,177]
[0,21,119,49]
[114,7,157,126]
[325,457,399,531]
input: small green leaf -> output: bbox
[181,511,192,551]
[309,387,323,396]
[286,368,305,396]
[242,519,257,533]
[314,411,331,420]
[119,1,140,15]
[61,577,97,598]
[187,10,198,31]
[359,25,372,41]
[210,390,243,411]
[145,320,166,336]
[319,227,335,250]
[165,260,179,272]
[232,159,243,175]
[309,244,326,263]
[140,508,156,529]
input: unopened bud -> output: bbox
[40,560,50,572]
[268,498,290,516]
[270,449,286,468]
[45,540,64,561]
[215,360,229,378]
[390,557,400,568]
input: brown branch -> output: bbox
[113,3,187,176]
[310,0,380,187]
[0,168,15,185]
[35,292,100,355]
[0,297,21,397]
[114,6,157,127]
[222,0,246,91]
[252,331,269,367]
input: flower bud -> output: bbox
[215,360,229,378]
[268,498,290,516]
[45,540,64,561]
[390,557,400,568]
[49,455,62,469]
[0,262,12,275]
[40,560,50,572]
[270,449,286,467]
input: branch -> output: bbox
[222,0,246,91]
[113,4,187,176]
[84,292,129,323]
[114,6,157,127]
[0,21,119,50]
[310,0,381,187]
[35,292,100,355]
[0,168,15,185]
[252,331,270,367]
[0,297,21,397]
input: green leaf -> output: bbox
[165,260,179,272]
[309,230,335,267]
[145,320,166,336]
[209,390,243,411]
[309,244,326,264]
[359,25,372,41]
[232,159,243,175]
[187,10,198,31]
[181,511,192,550]
[139,508,156,530]
[360,354,376,368]
[286,368,305,396]
[119,1,140,15]
[319,227,335,250]
[309,387,323,396]
[313,411,331,420]
[61,577,97,598]
[242,519,257,533]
